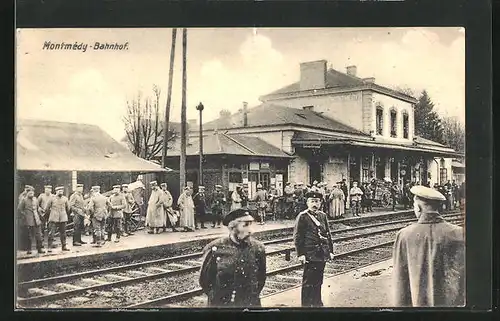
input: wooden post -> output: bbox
[346,153,350,209]
[179,28,187,191]
[161,28,177,167]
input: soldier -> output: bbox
[37,185,54,245]
[391,182,400,211]
[392,185,465,307]
[210,185,226,228]
[340,179,348,209]
[45,186,70,252]
[69,183,86,246]
[193,186,208,229]
[178,186,196,232]
[253,184,268,225]
[147,181,166,234]
[107,185,126,242]
[240,184,249,208]
[122,183,136,236]
[87,186,108,247]
[160,183,175,233]
[17,186,45,255]
[268,184,279,219]
[199,207,266,307]
[230,185,243,211]
[349,181,363,217]
[294,190,335,307]
[284,182,295,219]
[294,182,307,215]
[18,185,32,203]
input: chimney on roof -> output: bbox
[242,102,248,127]
[346,65,357,77]
[219,109,232,129]
[363,77,375,84]
[300,60,327,91]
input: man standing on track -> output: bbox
[106,185,127,243]
[392,185,465,307]
[70,183,86,246]
[45,186,71,252]
[210,185,226,228]
[294,190,335,307]
[199,207,266,307]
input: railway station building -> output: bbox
[16,119,168,197]
[176,59,461,198]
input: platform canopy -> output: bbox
[16,119,170,173]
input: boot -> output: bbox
[38,248,46,254]
[62,245,70,251]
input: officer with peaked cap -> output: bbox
[45,186,71,251]
[392,185,465,307]
[70,183,86,246]
[210,185,226,228]
[87,185,108,246]
[17,186,45,254]
[199,208,266,307]
[107,184,127,242]
[37,185,54,244]
[294,190,335,307]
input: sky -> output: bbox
[16,27,465,140]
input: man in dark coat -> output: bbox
[340,179,348,209]
[210,185,226,228]
[17,186,45,255]
[69,183,86,246]
[199,208,266,307]
[193,186,208,229]
[392,185,465,307]
[294,190,335,307]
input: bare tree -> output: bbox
[442,116,465,153]
[123,86,178,161]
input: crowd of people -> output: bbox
[17,173,465,256]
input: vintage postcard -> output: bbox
[15,27,466,309]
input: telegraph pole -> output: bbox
[161,28,177,167]
[179,28,187,190]
[196,102,204,185]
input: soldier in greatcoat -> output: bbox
[18,184,34,251]
[70,183,86,246]
[392,185,465,307]
[146,181,166,234]
[37,185,54,244]
[253,184,268,225]
[294,190,335,307]
[87,186,108,247]
[122,183,136,236]
[107,185,127,242]
[178,186,196,232]
[193,186,208,229]
[45,186,71,252]
[17,186,45,255]
[210,185,226,228]
[199,207,266,307]
[160,183,177,232]
[283,182,295,219]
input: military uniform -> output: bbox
[199,208,266,307]
[122,184,136,235]
[69,185,86,246]
[211,186,226,228]
[87,187,108,245]
[193,187,208,229]
[293,192,334,307]
[45,187,70,251]
[253,186,268,224]
[107,187,126,242]
[17,193,44,254]
[392,186,465,307]
[37,187,54,237]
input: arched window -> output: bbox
[390,108,397,138]
[376,106,383,135]
[402,111,409,139]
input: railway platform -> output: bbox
[261,258,394,308]
[16,207,414,281]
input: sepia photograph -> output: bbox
[15,27,466,309]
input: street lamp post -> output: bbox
[196,102,204,186]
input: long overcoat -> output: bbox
[18,196,42,227]
[329,187,345,218]
[178,192,195,229]
[392,211,465,307]
[146,189,165,228]
[46,195,70,223]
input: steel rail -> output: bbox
[17,214,463,307]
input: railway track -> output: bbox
[17,212,464,309]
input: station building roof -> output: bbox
[167,131,292,158]
[16,119,169,172]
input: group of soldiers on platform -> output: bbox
[17,183,139,254]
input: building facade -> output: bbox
[197,59,461,201]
